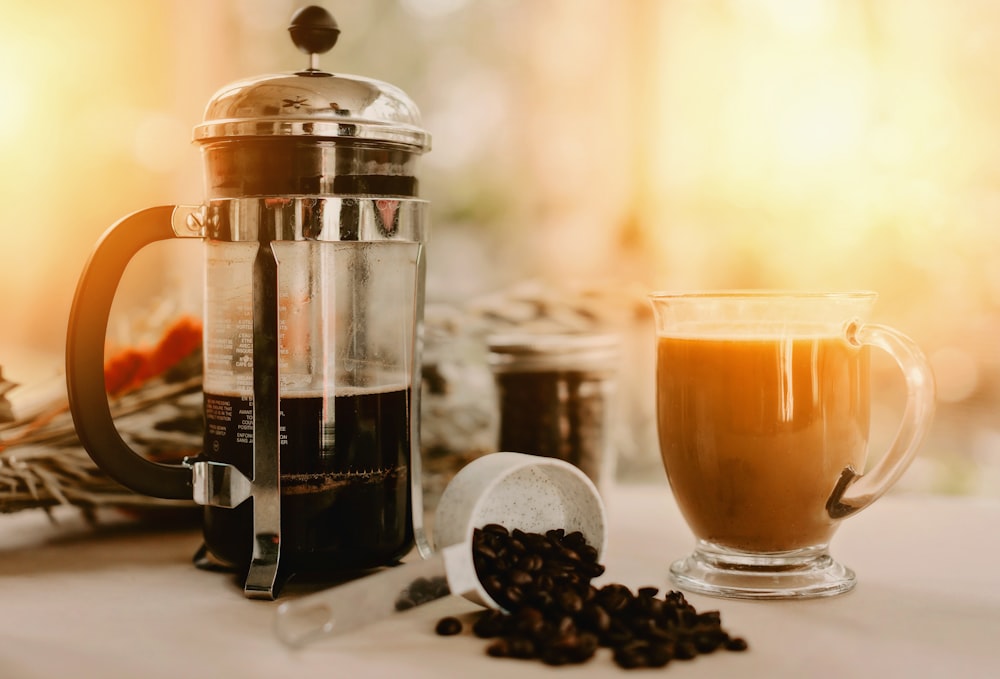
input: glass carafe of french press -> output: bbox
[65,6,431,599]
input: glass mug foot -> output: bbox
[669,540,857,600]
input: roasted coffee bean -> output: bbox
[472,610,506,638]
[493,556,513,572]
[646,642,673,668]
[581,602,611,634]
[512,606,547,637]
[518,553,544,572]
[645,622,675,643]
[508,636,538,659]
[482,574,503,597]
[613,641,648,669]
[604,619,634,646]
[503,584,525,607]
[673,640,698,660]
[557,589,584,614]
[698,610,722,626]
[555,615,577,636]
[532,590,555,610]
[629,617,662,639]
[576,632,600,658]
[474,544,498,561]
[486,638,511,657]
[435,616,463,636]
[578,544,599,563]
[395,576,448,610]
[540,649,570,666]
[541,631,596,666]
[534,573,555,592]
[725,636,750,651]
[508,569,533,587]
[693,631,723,653]
[637,596,665,619]
[558,547,580,563]
[446,526,748,668]
[597,583,632,611]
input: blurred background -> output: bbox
[1,0,998,496]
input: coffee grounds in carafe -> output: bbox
[201,387,413,575]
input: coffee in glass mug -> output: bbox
[650,291,934,599]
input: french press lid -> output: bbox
[194,6,431,198]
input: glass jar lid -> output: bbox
[487,333,620,373]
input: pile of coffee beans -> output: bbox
[435,524,748,669]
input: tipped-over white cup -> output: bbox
[433,451,609,608]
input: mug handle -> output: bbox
[826,321,936,519]
[66,205,202,500]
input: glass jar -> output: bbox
[487,333,620,493]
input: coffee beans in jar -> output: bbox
[487,334,619,491]
[436,524,748,669]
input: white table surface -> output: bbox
[1,483,998,679]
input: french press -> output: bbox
[65,6,431,599]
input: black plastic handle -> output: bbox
[66,205,194,500]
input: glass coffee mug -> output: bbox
[649,291,935,599]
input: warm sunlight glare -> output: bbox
[640,0,987,292]
[0,59,28,147]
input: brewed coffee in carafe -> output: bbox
[65,6,431,599]
[199,212,424,574]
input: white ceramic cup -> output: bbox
[433,451,608,607]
